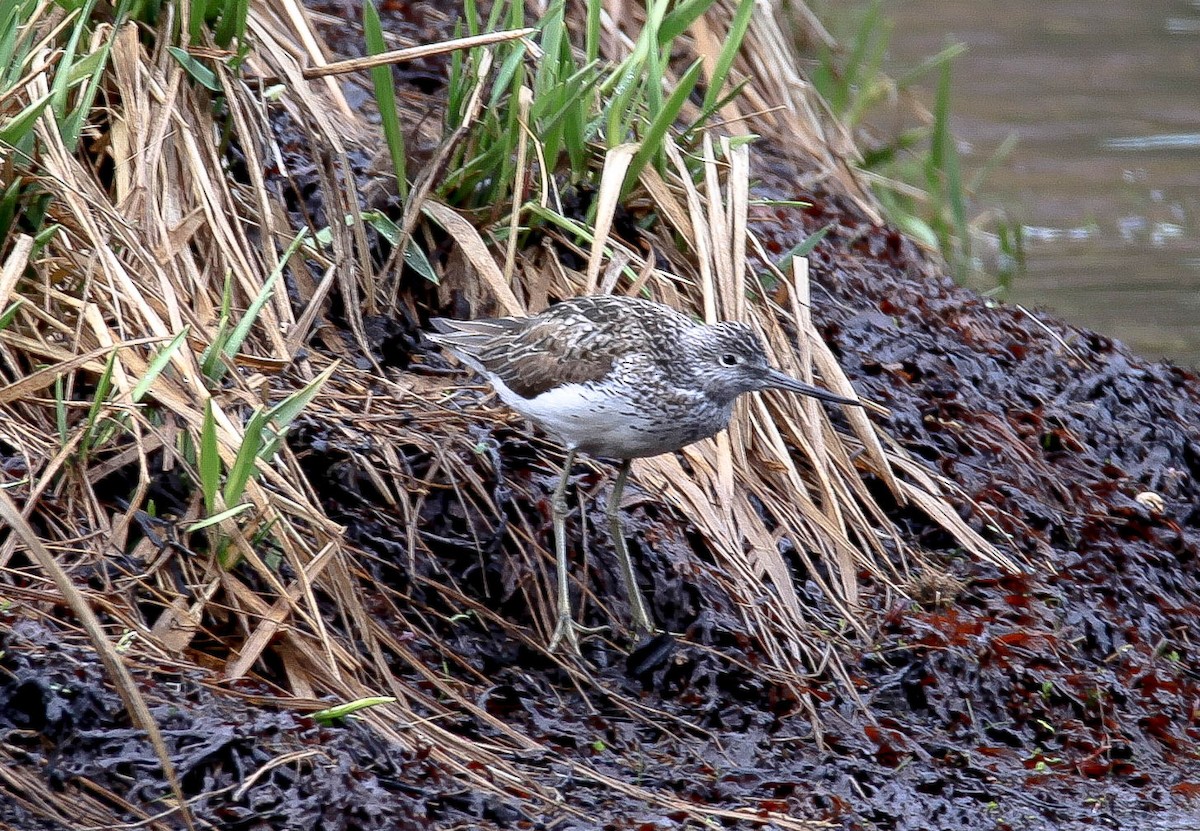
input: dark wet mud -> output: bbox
[4,5,1200,831]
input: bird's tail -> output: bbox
[427,316,519,375]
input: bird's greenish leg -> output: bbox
[547,449,581,654]
[609,459,654,637]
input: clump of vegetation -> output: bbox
[1,0,1015,826]
[809,0,1026,287]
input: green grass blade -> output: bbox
[66,47,106,85]
[535,61,601,170]
[894,41,968,88]
[493,69,526,206]
[534,1,569,167]
[54,375,67,447]
[968,131,1018,194]
[623,58,704,194]
[80,350,117,454]
[199,273,234,381]
[700,0,754,114]
[187,502,252,533]
[0,180,21,241]
[199,316,231,381]
[257,362,338,461]
[485,0,511,33]
[188,0,208,43]
[446,22,467,123]
[997,218,1027,289]
[131,326,190,403]
[265,362,337,429]
[220,229,306,367]
[49,0,96,119]
[584,0,600,63]
[641,2,667,120]
[893,211,939,250]
[199,400,220,514]
[167,46,221,91]
[845,0,882,104]
[32,222,59,248]
[488,32,526,108]
[364,0,408,200]
[931,57,968,265]
[464,0,479,36]
[524,202,591,238]
[221,268,276,361]
[60,0,122,151]
[0,92,54,147]
[775,223,834,267]
[401,239,439,285]
[686,78,748,136]
[0,0,31,87]
[312,696,397,726]
[359,211,438,283]
[660,0,715,44]
[0,299,22,331]
[223,362,336,505]
[604,65,641,147]
[213,0,249,48]
[223,407,267,506]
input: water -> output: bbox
[879,0,1200,366]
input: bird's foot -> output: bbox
[547,615,607,655]
[628,604,656,642]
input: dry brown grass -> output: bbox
[0,0,1017,824]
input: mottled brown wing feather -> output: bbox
[475,315,617,398]
[432,296,695,399]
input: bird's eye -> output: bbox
[719,353,741,367]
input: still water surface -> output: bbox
[880,0,1200,366]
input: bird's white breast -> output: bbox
[486,373,706,458]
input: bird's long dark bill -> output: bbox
[764,368,861,406]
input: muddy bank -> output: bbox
[6,181,1200,830]
[4,5,1200,831]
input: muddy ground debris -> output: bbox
[5,2,1200,830]
[6,177,1200,827]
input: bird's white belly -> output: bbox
[489,377,691,458]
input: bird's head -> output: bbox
[686,321,859,407]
